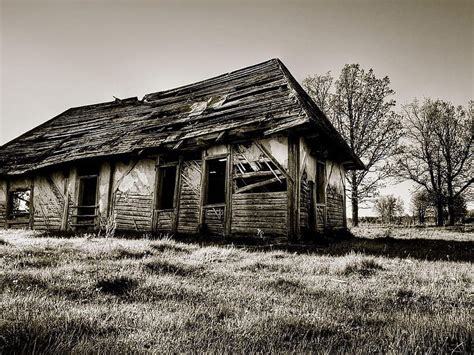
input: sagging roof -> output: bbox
[0,59,364,175]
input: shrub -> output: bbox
[334,253,384,276]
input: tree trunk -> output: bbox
[446,181,455,226]
[351,174,359,227]
[436,198,444,226]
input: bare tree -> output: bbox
[302,72,333,113]
[303,64,402,226]
[433,100,473,225]
[374,194,404,224]
[397,99,473,226]
[410,190,432,225]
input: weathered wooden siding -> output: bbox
[316,205,326,230]
[177,160,202,234]
[325,161,346,229]
[112,159,155,231]
[231,192,287,236]
[300,171,312,231]
[203,206,225,235]
[114,192,153,231]
[326,185,344,228]
[33,172,67,231]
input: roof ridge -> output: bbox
[143,58,281,101]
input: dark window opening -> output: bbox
[77,176,98,222]
[158,166,177,210]
[206,158,226,205]
[77,165,99,224]
[9,190,31,218]
[316,161,326,204]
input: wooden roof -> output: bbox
[0,59,363,175]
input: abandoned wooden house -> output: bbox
[0,59,363,240]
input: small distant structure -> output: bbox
[0,59,363,240]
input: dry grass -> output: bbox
[352,225,474,242]
[0,229,472,353]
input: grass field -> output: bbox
[0,228,472,353]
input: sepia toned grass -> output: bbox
[352,225,473,242]
[0,229,472,353]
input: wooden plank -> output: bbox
[198,151,207,230]
[231,222,287,229]
[173,156,183,233]
[29,178,34,230]
[224,144,233,237]
[232,204,288,210]
[232,191,287,200]
[106,162,116,218]
[235,176,284,194]
[234,170,282,179]
[60,175,69,231]
[231,228,287,236]
[151,156,161,232]
[287,134,299,240]
[232,211,287,218]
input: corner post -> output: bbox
[224,144,233,237]
[287,134,300,242]
[198,150,208,233]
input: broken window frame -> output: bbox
[156,162,179,211]
[8,189,31,219]
[232,142,287,194]
[204,155,228,206]
[316,161,326,204]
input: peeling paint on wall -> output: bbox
[113,159,155,195]
[326,161,345,193]
[300,137,316,181]
[98,163,112,217]
[265,136,288,168]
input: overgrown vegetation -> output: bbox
[0,229,472,353]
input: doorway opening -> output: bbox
[76,165,99,227]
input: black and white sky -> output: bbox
[1,0,472,214]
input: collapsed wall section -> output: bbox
[111,158,155,231]
[231,136,288,237]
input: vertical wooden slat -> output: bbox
[172,156,183,234]
[107,162,116,218]
[287,134,299,241]
[60,174,69,231]
[224,144,233,237]
[29,177,34,230]
[198,150,207,232]
[151,156,161,232]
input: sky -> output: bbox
[1,0,473,216]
